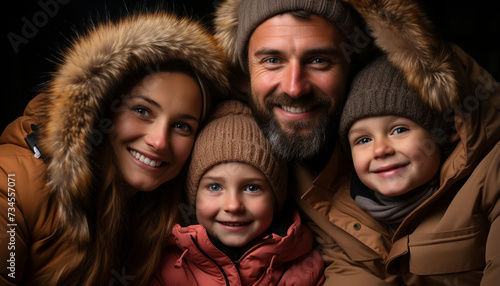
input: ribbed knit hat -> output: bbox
[236,0,358,73]
[339,56,451,152]
[186,100,288,210]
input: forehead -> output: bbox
[203,162,268,179]
[249,13,346,52]
[128,72,202,113]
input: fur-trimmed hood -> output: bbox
[38,12,230,239]
[213,0,458,112]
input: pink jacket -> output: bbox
[152,211,325,285]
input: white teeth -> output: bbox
[129,149,162,167]
[281,105,311,114]
[223,222,247,226]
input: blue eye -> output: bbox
[309,57,332,69]
[173,122,194,135]
[245,185,261,193]
[393,127,409,135]
[265,57,280,64]
[133,106,150,117]
[356,137,372,145]
[208,184,222,192]
[311,58,326,64]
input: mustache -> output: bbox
[263,92,331,109]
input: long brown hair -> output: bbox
[49,148,183,285]
[49,65,200,285]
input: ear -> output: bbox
[449,132,460,143]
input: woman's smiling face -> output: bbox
[110,71,202,193]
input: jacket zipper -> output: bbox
[190,236,230,286]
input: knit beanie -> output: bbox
[186,100,288,210]
[339,56,451,152]
[236,0,358,72]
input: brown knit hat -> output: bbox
[339,56,451,152]
[186,100,288,210]
[236,0,358,73]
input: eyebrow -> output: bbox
[179,113,200,122]
[348,128,366,137]
[305,47,343,58]
[128,95,200,121]
[254,47,343,58]
[254,48,282,58]
[200,176,268,184]
[128,95,161,109]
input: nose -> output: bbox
[223,191,245,213]
[281,60,311,98]
[373,137,395,159]
[144,122,169,152]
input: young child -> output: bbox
[327,55,500,284]
[339,55,455,231]
[153,100,325,285]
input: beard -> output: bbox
[248,90,339,162]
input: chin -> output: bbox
[222,240,247,248]
[379,187,411,197]
[128,179,162,193]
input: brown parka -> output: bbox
[292,45,500,285]
[0,12,230,285]
[0,94,68,285]
[212,0,500,285]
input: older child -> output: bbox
[153,100,325,285]
[331,55,499,285]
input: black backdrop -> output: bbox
[3,0,500,131]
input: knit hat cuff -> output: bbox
[187,100,288,210]
[236,0,358,72]
[339,56,451,152]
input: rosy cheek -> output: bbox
[181,138,196,160]
[351,154,366,174]
[169,136,190,159]
[252,73,276,98]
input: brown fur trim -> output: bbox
[38,12,230,240]
[342,0,458,111]
[213,0,459,111]
[214,0,242,71]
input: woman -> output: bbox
[0,11,229,285]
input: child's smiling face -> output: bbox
[196,162,275,247]
[348,115,442,197]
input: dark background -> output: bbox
[3,0,500,132]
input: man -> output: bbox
[215,0,358,165]
[214,0,500,284]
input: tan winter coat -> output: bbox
[213,0,500,285]
[292,46,500,286]
[0,12,229,285]
[0,95,69,285]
